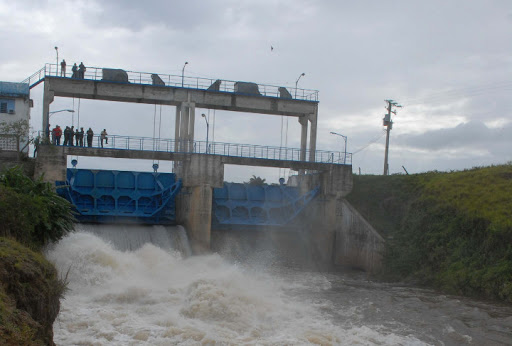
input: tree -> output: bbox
[247,175,266,185]
[0,119,31,157]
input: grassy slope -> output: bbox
[347,164,512,302]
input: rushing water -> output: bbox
[46,225,512,345]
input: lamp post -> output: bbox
[55,46,59,76]
[181,61,188,87]
[295,72,305,98]
[201,113,209,153]
[330,131,347,164]
[49,109,75,118]
[45,109,74,140]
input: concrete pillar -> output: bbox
[175,102,196,153]
[42,82,55,140]
[308,111,318,162]
[188,104,195,152]
[179,103,188,152]
[175,155,224,254]
[183,184,213,254]
[299,116,308,162]
[174,105,181,151]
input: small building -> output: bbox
[0,81,32,154]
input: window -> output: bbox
[0,99,14,113]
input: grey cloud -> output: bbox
[395,121,512,151]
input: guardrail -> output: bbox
[39,132,351,165]
[22,63,319,101]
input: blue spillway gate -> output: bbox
[56,168,182,224]
[212,183,319,226]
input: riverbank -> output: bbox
[0,166,74,345]
[0,237,63,345]
[347,164,512,303]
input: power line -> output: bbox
[352,130,386,154]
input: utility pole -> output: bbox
[383,99,402,175]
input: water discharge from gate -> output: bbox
[46,224,512,345]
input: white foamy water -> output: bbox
[47,225,512,345]
[46,226,430,345]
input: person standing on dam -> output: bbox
[60,59,66,76]
[75,128,80,146]
[100,129,108,148]
[86,128,94,147]
[79,62,86,79]
[69,126,75,146]
[78,127,84,146]
[71,63,78,78]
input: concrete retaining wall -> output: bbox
[334,199,384,272]
[33,145,66,183]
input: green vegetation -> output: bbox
[0,166,74,344]
[246,175,266,185]
[0,119,32,157]
[347,164,512,303]
[0,237,65,345]
[0,166,75,249]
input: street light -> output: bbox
[295,72,305,98]
[181,61,188,87]
[201,113,209,153]
[330,131,348,164]
[49,109,75,118]
[55,46,59,76]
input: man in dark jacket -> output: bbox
[86,128,94,147]
[71,63,78,78]
[63,126,71,146]
[78,127,85,146]
[79,62,86,79]
[69,126,75,146]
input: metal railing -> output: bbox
[40,132,351,165]
[22,63,319,101]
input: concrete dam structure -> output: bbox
[29,63,383,272]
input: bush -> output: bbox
[0,166,75,249]
[350,164,512,303]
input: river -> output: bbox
[46,225,512,345]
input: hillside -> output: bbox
[347,164,512,302]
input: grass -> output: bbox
[347,164,512,302]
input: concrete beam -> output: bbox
[44,77,318,117]
[58,145,350,171]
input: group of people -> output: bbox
[50,125,108,148]
[60,60,86,79]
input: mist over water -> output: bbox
[46,225,512,345]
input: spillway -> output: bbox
[46,225,512,345]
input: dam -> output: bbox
[5,64,510,346]
[27,63,383,271]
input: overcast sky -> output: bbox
[1,0,510,182]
